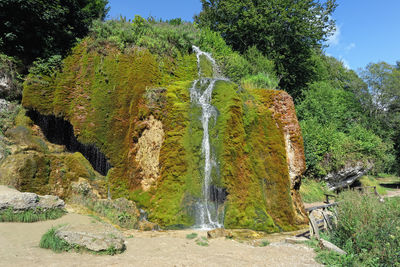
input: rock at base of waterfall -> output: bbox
[324,162,372,190]
[137,220,160,231]
[207,228,233,239]
[0,185,65,211]
[55,223,125,252]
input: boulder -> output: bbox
[0,60,22,100]
[0,185,65,211]
[285,236,309,244]
[0,186,38,211]
[56,223,125,252]
[38,195,65,210]
[324,162,371,190]
[320,239,347,255]
[207,228,233,239]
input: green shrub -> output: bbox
[186,232,198,239]
[0,208,66,222]
[241,72,279,90]
[195,237,209,247]
[29,55,63,77]
[327,192,400,266]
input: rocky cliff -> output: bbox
[19,37,308,232]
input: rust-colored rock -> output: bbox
[267,90,308,224]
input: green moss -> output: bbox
[209,84,301,232]
[149,81,194,227]
[64,152,96,180]
[199,54,213,78]
[22,35,304,232]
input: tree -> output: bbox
[360,62,400,172]
[195,0,337,98]
[0,0,109,65]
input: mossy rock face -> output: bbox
[0,111,106,199]
[21,37,307,231]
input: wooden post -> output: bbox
[309,213,320,240]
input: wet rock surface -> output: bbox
[55,223,125,252]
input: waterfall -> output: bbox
[190,46,228,229]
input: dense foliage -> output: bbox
[89,18,279,88]
[326,193,400,266]
[195,0,337,98]
[0,0,109,65]
[297,53,396,177]
[360,62,400,170]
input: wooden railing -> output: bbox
[303,185,384,239]
[305,203,338,239]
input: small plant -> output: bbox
[195,237,209,247]
[186,232,198,239]
[259,240,270,247]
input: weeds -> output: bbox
[186,233,198,239]
[0,208,66,222]
[307,193,400,266]
[259,240,270,247]
[195,237,209,247]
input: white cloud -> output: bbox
[326,24,341,46]
[345,43,356,52]
[339,56,351,69]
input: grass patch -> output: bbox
[186,232,198,239]
[195,236,209,247]
[359,175,387,195]
[39,226,71,253]
[259,240,270,247]
[0,208,66,222]
[40,225,125,255]
[304,238,353,266]
[300,178,330,203]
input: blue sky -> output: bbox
[107,0,399,71]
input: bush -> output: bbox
[328,192,400,266]
[241,72,279,90]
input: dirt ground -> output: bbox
[0,213,321,267]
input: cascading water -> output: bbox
[190,46,228,229]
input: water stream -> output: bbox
[190,46,227,229]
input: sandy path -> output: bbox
[0,213,321,267]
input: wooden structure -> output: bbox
[305,203,338,240]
